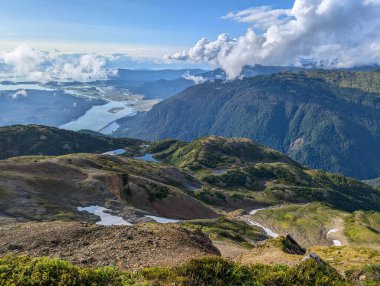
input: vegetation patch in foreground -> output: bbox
[0,255,358,285]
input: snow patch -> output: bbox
[245,218,279,238]
[77,205,131,226]
[145,215,179,224]
[333,240,342,246]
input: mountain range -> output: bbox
[116,70,380,180]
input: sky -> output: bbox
[0,0,380,81]
[0,0,294,55]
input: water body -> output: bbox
[145,215,179,223]
[102,149,126,156]
[212,169,228,175]
[0,83,55,91]
[134,154,159,162]
[60,100,135,131]
[77,205,131,226]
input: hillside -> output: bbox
[0,132,379,240]
[147,136,380,213]
[365,177,380,189]
[0,130,379,285]
[0,221,220,271]
[116,70,380,179]
[0,124,144,159]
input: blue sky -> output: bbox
[0,0,294,55]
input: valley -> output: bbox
[117,70,380,180]
[2,1,380,284]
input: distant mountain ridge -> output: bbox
[115,70,380,179]
[0,124,143,159]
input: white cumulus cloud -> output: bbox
[182,71,208,85]
[0,44,116,82]
[11,89,27,99]
[166,0,380,79]
[222,6,293,30]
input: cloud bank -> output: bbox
[182,71,208,84]
[0,45,116,82]
[11,89,27,99]
[166,0,380,79]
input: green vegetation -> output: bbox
[250,203,348,247]
[345,211,380,245]
[154,136,288,170]
[0,255,351,286]
[250,203,380,248]
[307,70,380,98]
[120,70,380,179]
[0,256,127,286]
[0,124,144,159]
[311,246,380,274]
[346,264,380,286]
[181,216,268,247]
[364,178,380,189]
[145,136,380,213]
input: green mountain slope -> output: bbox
[0,128,379,284]
[365,177,380,189]
[2,131,379,226]
[148,136,380,213]
[116,71,380,179]
[0,124,144,159]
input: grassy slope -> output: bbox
[250,203,380,249]
[181,216,269,248]
[0,153,218,223]
[0,124,144,159]
[364,178,380,189]
[149,136,380,213]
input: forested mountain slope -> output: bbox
[117,71,380,179]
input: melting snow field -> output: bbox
[134,154,158,162]
[333,240,342,246]
[246,218,279,238]
[246,207,279,238]
[77,205,131,226]
[327,228,343,246]
[249,208,269,215]
[145,215,179,223]
[60,100,135,132]
[327,228,338,235]
[77,205,180,226]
